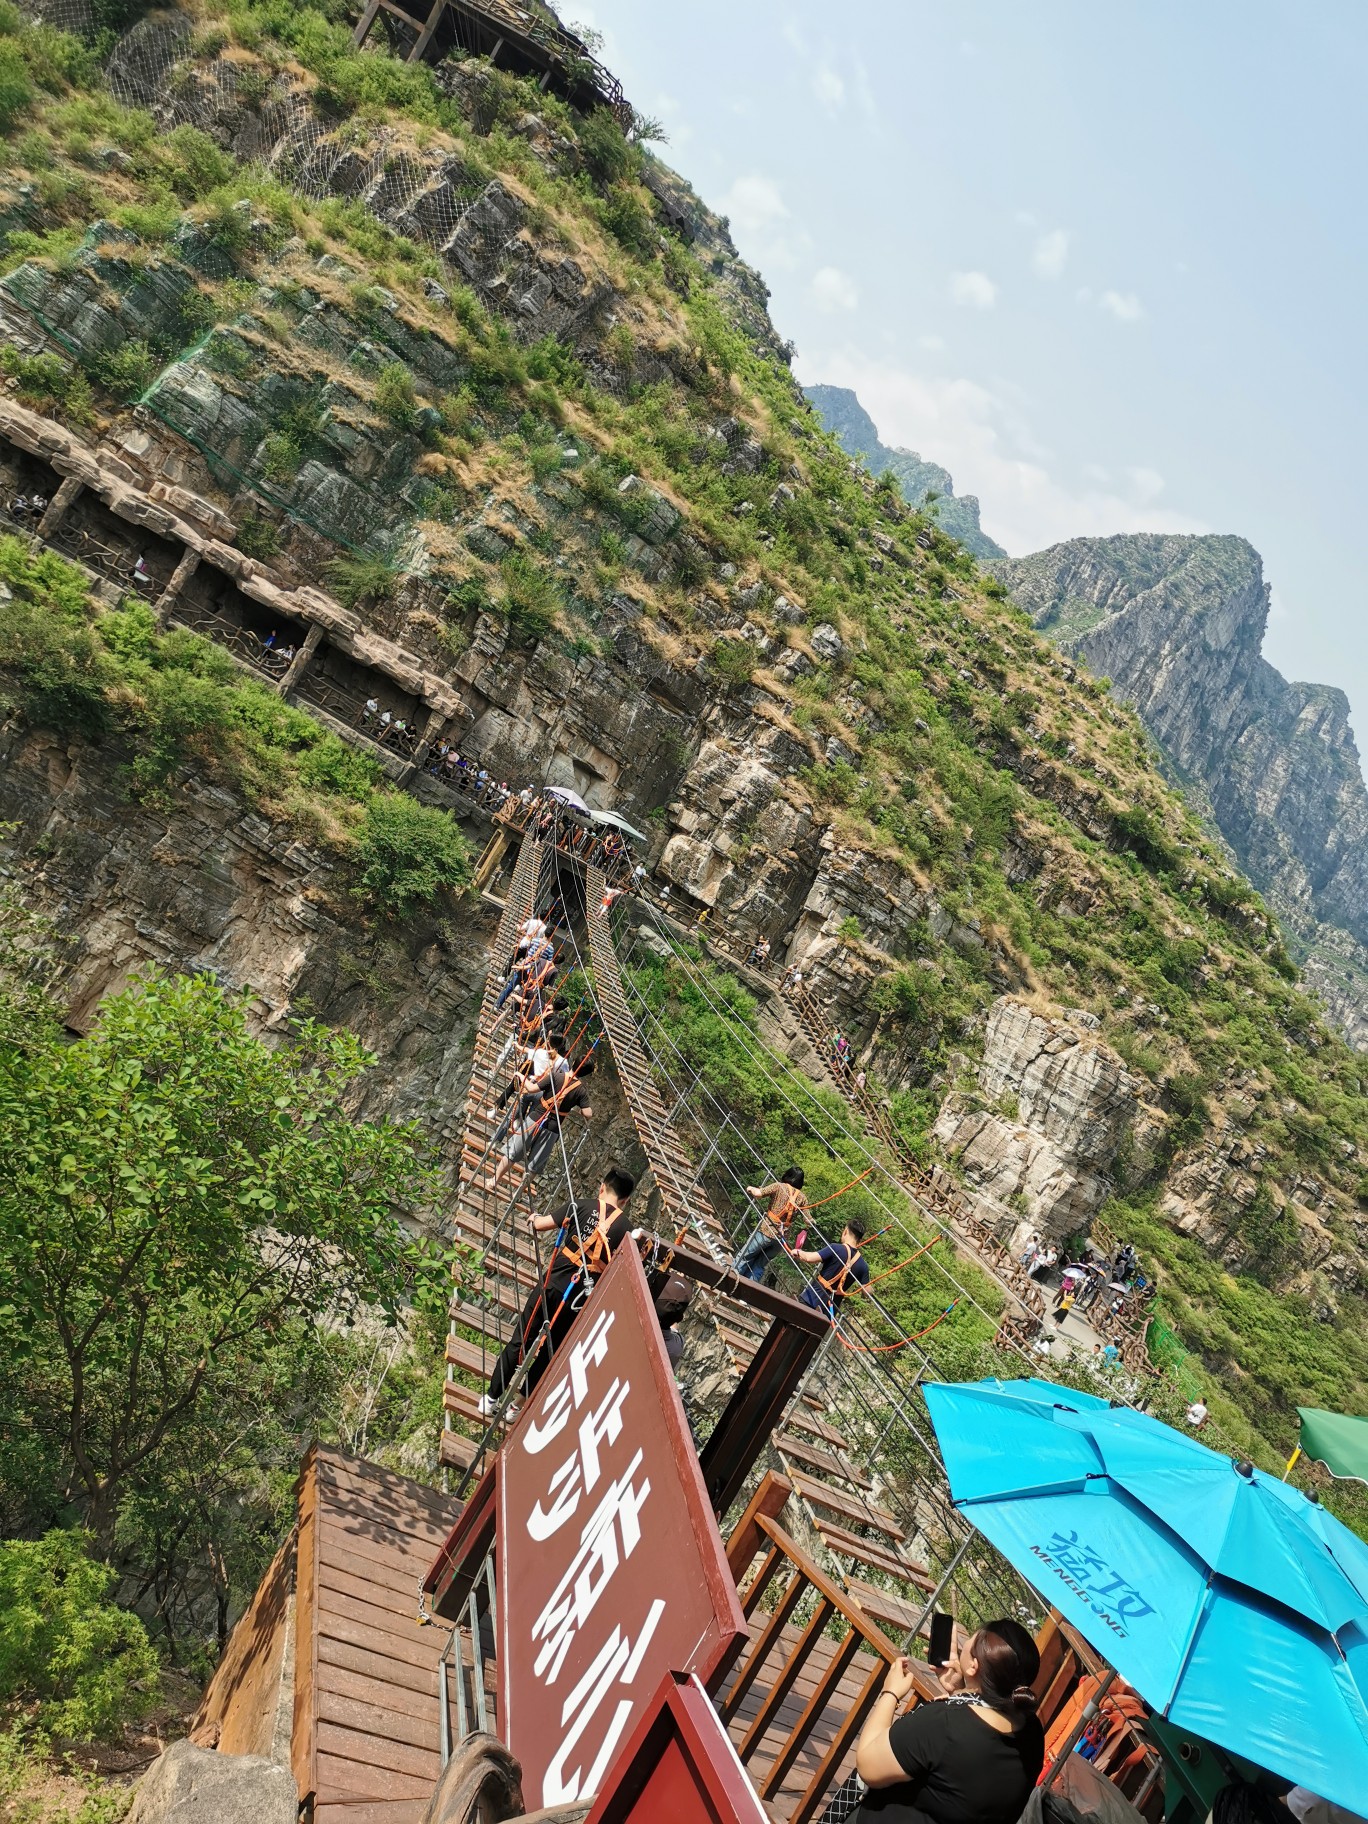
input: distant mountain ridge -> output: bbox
[991,534,1368,1048]
[804,384,1005,559]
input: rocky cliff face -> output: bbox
[992,534,1368,1048]
[0,724,644,1202]
[804,385,1004,559]
[933,999,1149,1238]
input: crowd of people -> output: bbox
[1018,1231,1158,1368]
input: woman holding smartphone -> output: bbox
[851,1619,1045,1823]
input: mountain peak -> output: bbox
[804,383,1005,559]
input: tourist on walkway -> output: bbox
[479,1169,636,1414]
[851,1622,1043,1824]
[489,1028,566,1115]
[484,1059,595,1193]
[795,1219,869,1316]
[1029,1245,1057,1281]
[732,1167,807,1281]
[1185,1397,1209,1429]
[496,935,554,1012]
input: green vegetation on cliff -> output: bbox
[0,536,472,910]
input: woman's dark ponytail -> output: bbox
[973,1619,1041,1715]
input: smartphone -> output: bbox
[928,1610,955,1668]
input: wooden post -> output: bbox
[351,0,382,47]
[724,1470,793,1587]
[153,547,200,625]
[473,827,509,895]
[406,0,446,63]
[37,475,83,539]
[277,622,324,697]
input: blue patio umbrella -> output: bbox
[923,1378,1368,1812]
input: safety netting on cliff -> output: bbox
[99,17,492,254]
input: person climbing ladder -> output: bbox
[478,1168,637,1415]
[732,1167,807,1281]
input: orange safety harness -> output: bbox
[758,1183,808,1239]
[816,1245,865,1303]
[517,1067,583,1147]
[554,1189,627,1303]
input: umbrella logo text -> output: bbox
[1030,1531,1155,1640]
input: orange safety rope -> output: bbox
[801,1164,880,1211]
[862,1232,943,1292]
[832,1298,960,1354]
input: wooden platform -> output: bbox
[197,1447,468,1824]
[301,1448,471,1822]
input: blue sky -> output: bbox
[576,1,1368,764]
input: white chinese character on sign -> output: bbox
[532,1450,651,1684]
[527,1377,631,1542]
[524,1308,617,1455]
[541,1598,666,1806]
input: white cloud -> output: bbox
[793,347,1207,555]
[812,265,859,313]
[1015,209,1037,228]
[812,62,846,113]
[919,334,947,352]
[1032,228,1071,279]
[850,54,880,125]
[1127,466,1166,505]
[950,270,998,309]
[1100,288,1145,322]
[715,173,810,269]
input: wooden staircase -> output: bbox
[709,1305,935,1645]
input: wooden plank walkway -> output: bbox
[297,1448,474,1824]
[585,865,729,1259]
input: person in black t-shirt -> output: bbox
[795,1219,871,1316]
[854,1618,1044,1824]
[479,1169,636,1414]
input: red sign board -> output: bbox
[585,1671,769,1824]
[497,1244,747,1810]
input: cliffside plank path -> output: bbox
[613,894,1255,1468]
[445,825,1063,1630]
[412,827,1166,1817]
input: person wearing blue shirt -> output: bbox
[796,1218,870,1316]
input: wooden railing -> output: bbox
[719,1473,940,1824]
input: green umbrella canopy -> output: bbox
[1298,1406,1368,1483]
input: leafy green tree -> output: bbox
[0,1530,159,1740]
[354,792,472,915]
[0,972,428,1544]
